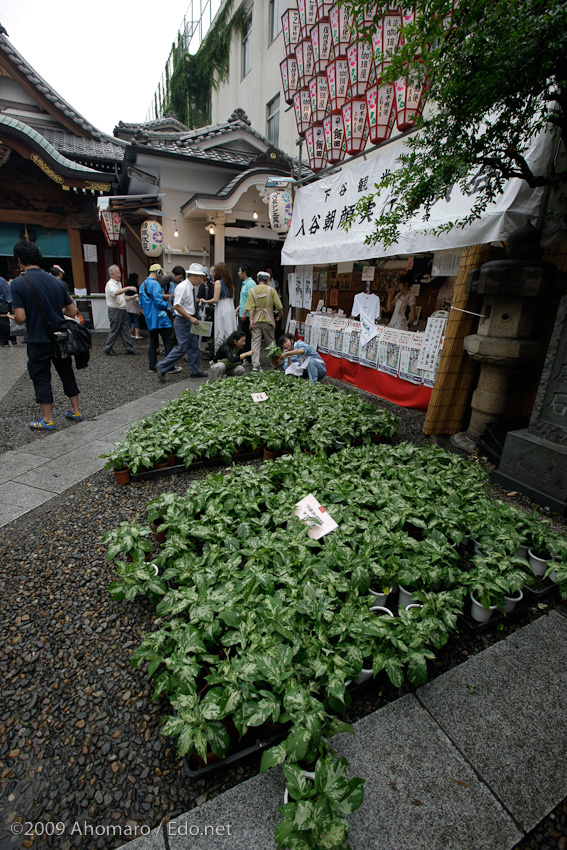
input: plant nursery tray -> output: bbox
[523,579,557,602]
[130,460,204,482]
[231,448,264,463]
[182,726,288,781]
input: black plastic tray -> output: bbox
[523,579,557,602]
[130,460,204,482]
[182,726,288,781]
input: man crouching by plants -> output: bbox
[278,332,327,384]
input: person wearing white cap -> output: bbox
[138,263,173,371]
[244,271,283,372]
[155,265,205,381]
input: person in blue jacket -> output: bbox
[278,332,327,384]
[138,263,173,372]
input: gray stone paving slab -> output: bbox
[0,450,51,478]
[418,611,567,832]
[0,481,53,508]
[111,826,165,850]
[0,504,30,527]
[167,770,285,850]
[12,440,114,493]
[335,694,520,850]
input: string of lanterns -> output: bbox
[280,2,431,171]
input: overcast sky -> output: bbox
[2,1,194,136]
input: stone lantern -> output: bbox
[452,222,564,454]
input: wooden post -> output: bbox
[67,226,86,292]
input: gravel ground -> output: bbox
[1,341,566,849]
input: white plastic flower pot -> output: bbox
[405,603,423,615]
[283,770,315,804]
[369,604,394,617]
[528,548,548,577]
[501,588,523,615]
[470,592,498,624]
[397,584,418,609]
[515,544,529,559]
[354,668,374,685]
[368,587,389,607]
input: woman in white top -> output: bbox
[386,274,417,331]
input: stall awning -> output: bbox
[281,132,556,266]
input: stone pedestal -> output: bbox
[493,295,567,514]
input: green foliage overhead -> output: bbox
[342,0,567,244]
[164,1,247,127]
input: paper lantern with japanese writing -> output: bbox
[365,80,395,144]
[372,9,402,74]
[341,97,368,155]
[326,58,350,113]
[316,0,333,21]
[280,56,299,106]
[329,3,355,58]
[140,220,163,257]
[268,190,293,235]
[305,124,327,171]
[293,88,312,136]
[309,74,330,123]
[310,18,334,73]
[323,112,346,163]
[356,3,378,28]
[282,8,301,58]
[346,40,374,97]
[394,69,428,131]
[100,211,121,246]
[296,38,315,89]
[297,0,317,39]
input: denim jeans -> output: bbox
[157,316,201,374]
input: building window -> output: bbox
[269,0,282,44]
[241,10,252,79]
[267,94,280,146]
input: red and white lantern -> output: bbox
[296,38,315,89]
[329,3,355,58]
[282,8,301,58]
[372,9,402,74]
[342,97,368,155]
[346,40,374,97]
[365,80,396,144]
[309,74,330,123]
[316,0,333,21]
[394,68,428,131]
[293,88,312,136]
[310,18,334,74]
[323,112,346,163]
[280,56,299,106]
[326,58,350,113]
[100,211,121,246]
[356,3,378,29]
[305,123,327,171]
[297,0,317,39]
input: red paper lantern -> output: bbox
[296,38,315,89]
[326,58,350,113]
[329,3,355,58]
[280,56,299,106]
[100,211,121,246]
[365,80,395,144]
[316,0,333,21]
[323,112,346,163]
[341,97,368,155]
[305,123,327,171]
[346,40,374,97]
[394,67,428,131]
[309,74,330,123]
[372,9,402,74]
[310,18,334,73]
[293,88,312,137]
[297,0,317,39]
[282,8,301,58]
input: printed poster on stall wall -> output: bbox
[310,313,325,350]
[304,312,314,345]
[360,325,383,369]
[378,327,403,377]
[422,334,444,388]
[303,265,314,310]
[346,320,362,363]
[398,333,424,385]
[317,315,335,353]
[287,273,298,309]
[417,316,447,372]
[329,317,349,357]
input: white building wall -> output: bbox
[210,0,298,158]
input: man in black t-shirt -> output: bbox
[11,240,83,431]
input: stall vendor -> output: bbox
[386,273,417,331]
[278,332,327,384]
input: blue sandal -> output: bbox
[29,418,55,431]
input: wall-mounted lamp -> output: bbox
[253,203,258,220]
[173,220,179,238]
[205,222,215,235]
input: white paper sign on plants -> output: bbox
[293,494,338,539]
[252,392,268,402]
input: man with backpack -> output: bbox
[244,271,283,373]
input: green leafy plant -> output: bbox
[267,342,283,357]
